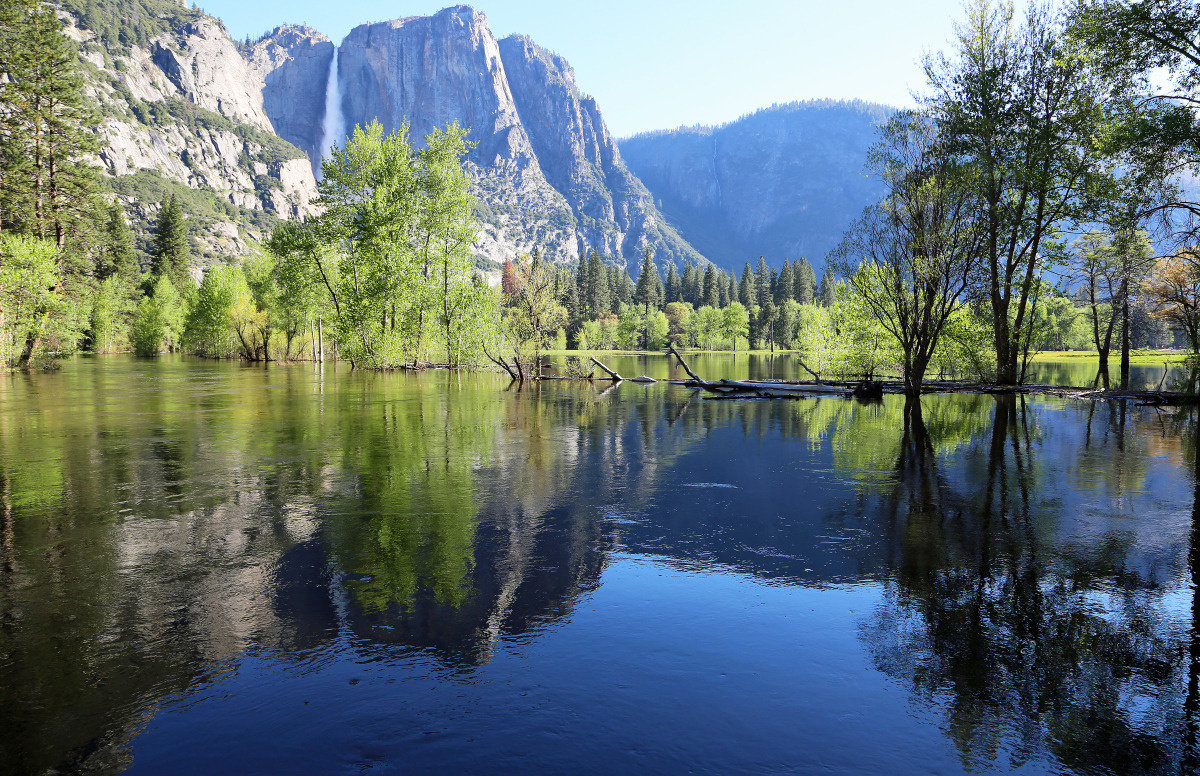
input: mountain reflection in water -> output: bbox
[0,356,1197,775]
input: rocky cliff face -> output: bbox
[62,0,319,266]
[334,6,702,268]
[246,26,335,173]
[619,100,893,273]
[497,35,695,266]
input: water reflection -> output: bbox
[0,357,1197,774]
[865,396,1196,774]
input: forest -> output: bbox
[3,0,1200,395]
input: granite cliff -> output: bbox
[63,0,319,266]
[329,6,703,268]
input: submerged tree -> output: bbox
[274,119,489,369]
[927,0,1106,384]
[834,111,980,395]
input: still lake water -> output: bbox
[2,355,1198,775]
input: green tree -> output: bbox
[0,235,60,366]
[818,268,837,307]
[927,0,1106,384]
[794,258,817,304]
[738,263,755,307]
[702,265,719,308]
[97,203,137,281]
[721,302,750,350]
[633,250,664,312]
[151,195,189,289]
[131,274,183,356]
[833,111,980,395]
[664,262,682,303]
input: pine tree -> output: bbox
[586,252,608,317]
[664,263,681,303]
[151,195,189,288]
[97,202,137,281]
[0,0,36,234]
[575,256,588,310]
[1,2,101,367]
[563,264,582,348]
[633,250,664,311]
[818,267,837,307]
[755,257,771,307]
[761,298,776,351]
[702,265,719,308]
[776,260,793,306]
[738,264,754,308]
[718,270,731,308]
[795,258,816,305]
[15,3,99,246]
[681,262,697,305]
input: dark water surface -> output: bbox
[2,356,1199,775]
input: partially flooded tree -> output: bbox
[926,0,1105,384]
[834,111,980,396]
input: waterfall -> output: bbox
[319,44,344,170]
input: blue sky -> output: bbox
[203,0,973,137]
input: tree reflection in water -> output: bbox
[865,396,1196,774]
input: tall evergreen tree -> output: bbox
[794,258,816,305]
[718,270,731,308]
[97,202,137,281]
[0,0,35,234]
[701,265,719,308]
[609,265,633,310]
[0,1,98,245]
[738,263,754,308]
[681,262,697,305]
[563,264,583,348]
[755,257,771,307]
[776,260,794,306]
[0,2,101,367]
[818,267,837,307]
[151,195,189,288]
[574,254,588,312]
[586,252,608,317]
[664,262,681,303]
[633,250,664,311]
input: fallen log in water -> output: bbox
[591,357,622,382]
[667,344,708,386]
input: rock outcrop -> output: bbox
[62,1,319,266]
[497,34,697,267]
[246,26,336,174]
[620,100,893,273]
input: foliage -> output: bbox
[130,274,184,356]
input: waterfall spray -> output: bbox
[320,44,344,170]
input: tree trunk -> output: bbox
[1120,289,1131,389]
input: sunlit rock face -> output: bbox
[334,6,703,268]
[247,25,335,173]
[63,6,319,266]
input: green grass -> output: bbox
[1031,350,1189,364]
[542,348,794,357]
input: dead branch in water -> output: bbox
[591,357,622,382]
[667,343,705,384]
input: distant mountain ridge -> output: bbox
[619,100,894,273]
